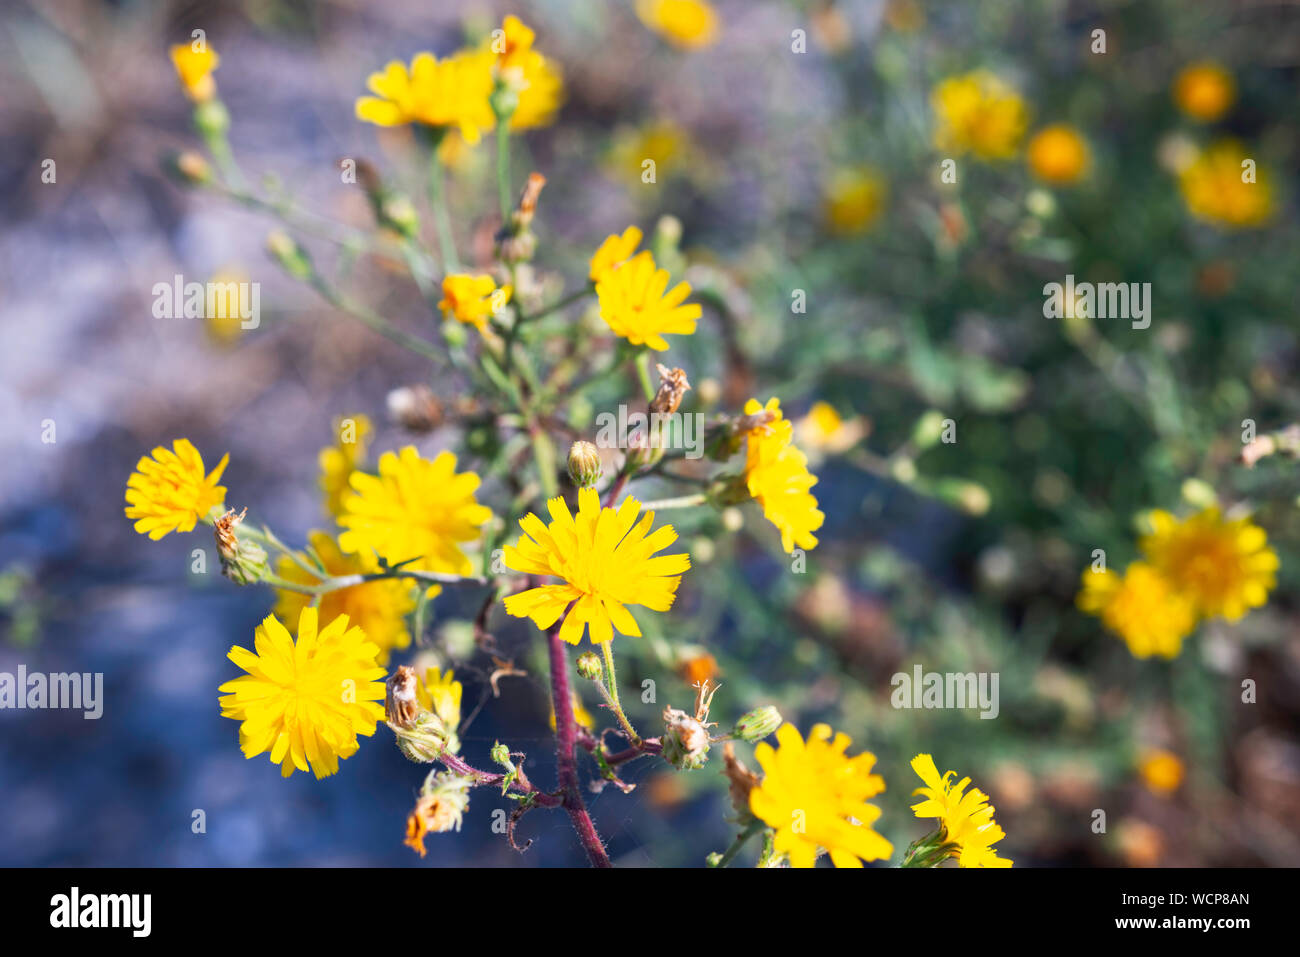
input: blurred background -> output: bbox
[1,0,1298,866]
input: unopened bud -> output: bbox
[911,410,948,449]
[575,651,603,680]
[733,705,782,743]
[567,441,603,489]
[193,99,230,138]
[213,508,269,585]
[490,741,511,766]
[165,150,212,186]
[266,230,312,280]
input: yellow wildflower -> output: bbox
[170,42,219,102]
[743,398,824,553]
[319,414,373,518]
[589,225,643,281]
[606,122,689,185]
[492,16,564,130]
[218,607,386,779]
[503,487,691,645]
[1026,124,1090,184]
[1178,140,1275,229]
[931,71,1028,160]
[795,401,868,456]
[635,0,719,49]
[823,166,887,234]
[1077,562,1196,660]
[749,723,894,868]
[438,274,512,332]
[910,753,1013,868]
[1137,749,1184,795]
[124,438,229,540]
[1173,61,1235,122]
[1139,507,1278,621]
[338,446,492,576]
[416,667,463,734]
[354,51,495,143]
[273,531,415,666]
[595,250,700,350]
[202,267,251,346]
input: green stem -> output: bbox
[635,349,656,402]
[637,493,707,511]
[428,147,460,272]
[598,641,641,746]
[496,126,512,220]
[710,820,766,868]
[518,285,594,325]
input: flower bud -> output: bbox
[266,230,312,281]
[575,651,603,681]
[567,441,603,489]
[213,508,269,585]
[385,666,449,762]
[165,150,213,187]
[662,706,711,770]
[733,704,782,743]
[490,741,511,766]
[193,99,230,138]
[911,410,948,450]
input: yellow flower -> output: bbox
[438,274,511,332]
[910,753,1013,868]
[743,398,825,553]
[1139,507,1279,620]
[1178,140,1274,229]
[416,667,463,734]
[203,268,251,346]
[125,438,229,540]
[1076,562,1196,660]
[503,487,691,645]
[1137,749,1184,795]
[606,122,689,185]
[338,446,492,576]
[319,414,373,518]
[354,51,495,143]
[492,16,564,130]
[795,401,868,456]
[218,607,386,779]
[549,691,595,731]
[1173,61,1235,122]
[823,166,887,234]
[595,250,700,350]
[749,723,894,868]
[170,43,219,102]
[635,0,719,49]
[1026,124,1090,184]
[589,226,643,281]
[931,71,1028,160]
[273,531,415,666]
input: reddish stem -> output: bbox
[603,471,629,507]
[548,622,612,867]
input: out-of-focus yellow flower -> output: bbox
[743,398,824,553]
[319,414,373,518]
[795,401,868,456]
[355,51,495,143]
[1077,563,1196,660]
[932,71,1028,160]
[1139,507,1278,620]
[170,43,219,102]
[595,250,700,351]
[273,531,414,666]
[416,667,463,734]
[607,122,689,185]
[438,274,511,332]
[491,16,564,130]
[125,438,228,539]
[1137,749,1185,795]
[1178,141,1275,229]
[749,723,894,868]
[338,446,492,576]
[218,607,386,778]
[1026,124,1090,184]
[823,166,887,234]
[635,0,719,50]
[202,268,251,345]
[503,487,691,645]
[910,753,1013,868]
[549,690,594,731]
[589,226,643,281]
[1173,61,1235,122]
